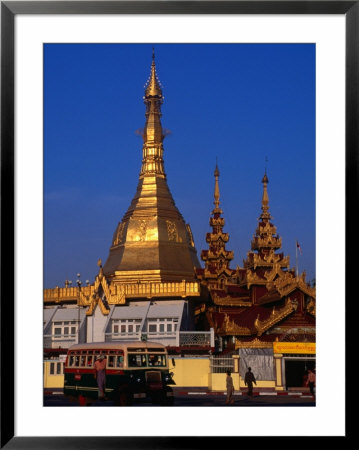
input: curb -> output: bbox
[176,390,314,398]
[44,389,314,399]
[44,390,63,395]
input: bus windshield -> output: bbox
[128,353,166,368]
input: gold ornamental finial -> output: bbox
[140,51,165,177]
[213,163,221,211]
[260,168,271,221]
[145,49,163,98]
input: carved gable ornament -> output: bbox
[83,262,126,316]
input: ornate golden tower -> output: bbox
[199,165,234,288]
[243,171,290,281]
[103,53,200,284]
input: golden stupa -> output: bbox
[103,53,200,283]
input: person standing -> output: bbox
[225,370,234,405]
[306,369,316,397]
[244,367,256,397]
[94,354,107,400]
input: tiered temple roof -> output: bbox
[195,169,315,347]
[196,165,236,289]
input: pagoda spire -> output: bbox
[243,170,289,273]
[200,166,234,288]
[141,51,165,177]
[103,52,200,283]
[213,164,222,213]
[259,170,271,221]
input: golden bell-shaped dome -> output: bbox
[103,53,200,283]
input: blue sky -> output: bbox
[44,43,315,289]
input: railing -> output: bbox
[44,286,91,302]
[179,331,212,347]
[210,355,234,373]
[44,281,201,303]
[123,281,201,298]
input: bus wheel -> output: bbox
[114,389,132,406]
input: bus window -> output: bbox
[148,354,166,367]
[148,354,157,366]
[87,355,93,367]
[74,355,79,366]
[108,356,115,368]
[128,354,147,367]
[128,354,137,367]
[116,355,124,368]
[80,355,86,366]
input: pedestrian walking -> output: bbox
[244,367,256,396]
[94,354,107,400]
[306,369,316,397]
[225,370,234,405]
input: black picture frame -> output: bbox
[1,1,352,447]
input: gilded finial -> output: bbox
[140,51,166,176]
[260,168,271,220]
[145,49,162,98]
[262,156,269,183]
[213,163,221,211]
[97,258,102,267]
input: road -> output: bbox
[44,390,315,407]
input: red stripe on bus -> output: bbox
[64,368,95,374]
[64,368,124,375]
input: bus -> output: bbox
[63,341,175,406]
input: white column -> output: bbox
[274,353,284,391]
[210,328,215,348]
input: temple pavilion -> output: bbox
[195,165,316,366]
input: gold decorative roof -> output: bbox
[82,262,126,315]
[235,338,273,349]
[199,165,234,289]
[243,171,289,273]
[211,292,251,307]
[103,54,200,283]
[254,298,296,336]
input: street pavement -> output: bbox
[44,388,315,407]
